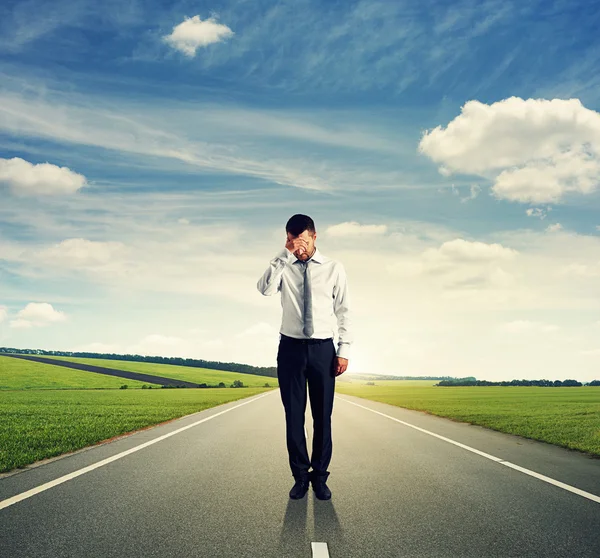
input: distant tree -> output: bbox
[120,384,128,389]
[218,382,226,388]
[365,381,375,385]
[231,379,245,388]
[562,379,582,387]
[588,380,600,386]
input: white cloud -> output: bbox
[69,342,122,353]
[493,150,600,203]
[9,302,67,328]
[459,184,481,203]
[419,97,600,203]
[526,207,551,219]
[0,306,7,323]
[234,322,278,338]
[38,238,129,269]
[559,262,600,278]
[499,320,560,333]
[546,223,563,232]
[163,15,234,56]
[425,238,518,263]
[0,157,87,196]
[385,238,518,293]
[0,89,405,193]
[325,221,388,237]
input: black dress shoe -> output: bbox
[311,477,332,500]
[289,477,310,499]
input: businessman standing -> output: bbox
[257,214,352,500]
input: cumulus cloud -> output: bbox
[325,221,388,237]
[424,238,518,263]
[0,157,87,196]
[419,97,600,204]
[163,15,234,56]
[37,238,129,269]
[546,223,563,232]
[10,302,67,328]
[0,305,7,323]
[385,238,518,292]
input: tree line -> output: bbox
[436,378,599,387]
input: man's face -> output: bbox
[288,229,316,260]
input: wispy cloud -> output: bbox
[0,83,424,193]
[120,0,523,94]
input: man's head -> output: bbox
[286,214,317,261]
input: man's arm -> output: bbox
[333,262,353,359]
[257,247,296,296]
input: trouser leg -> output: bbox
[307,339,336,481]
[277,338,310,480]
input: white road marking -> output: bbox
[311,542,330,557]
[0,391,273,511]
[337,396,600,505]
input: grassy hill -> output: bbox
[23,355,278,388]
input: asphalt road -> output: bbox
[1,389,599,557]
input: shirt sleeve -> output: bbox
[257,247,296,296]
[333,262,353,359]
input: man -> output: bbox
[257,214,352,501]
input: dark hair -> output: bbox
[286,214,316,236]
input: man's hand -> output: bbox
[334,357,348,376]
[285,236,308,256]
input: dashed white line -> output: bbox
[337,396,600,505]
[0,391,273,511]
[311,542,330,557]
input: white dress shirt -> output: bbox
[257,245,353,359]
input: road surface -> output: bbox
[1,389,599,557]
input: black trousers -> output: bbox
[276,334,336,482]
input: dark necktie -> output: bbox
[300,260,313,337]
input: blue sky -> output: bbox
[1,0,600,381]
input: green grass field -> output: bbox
[0,388,274,473]
[0,355,279,473]
[1,355,278,389]
[0,356,157,389]
[335,380,600,456]
[2,355,599,474]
